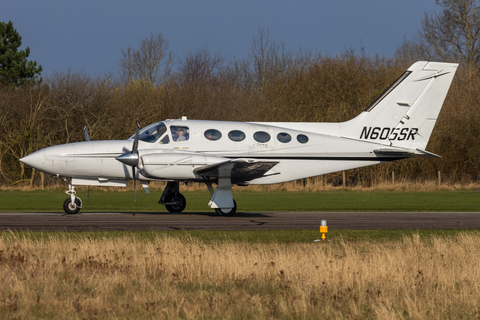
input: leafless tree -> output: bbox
[178,46,224,85]
[249,28,281,89]
[402,0,480,77]
[118,33,174,85]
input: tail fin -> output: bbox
[341,61,458,150]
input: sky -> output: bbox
[2,0,438,77]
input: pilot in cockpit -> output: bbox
[176,128,186,141]
[171,126,189,142]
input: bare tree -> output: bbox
[178,46,224,85]
[405,0,480,77]
[118,33,173,85]
[249,28,280,89]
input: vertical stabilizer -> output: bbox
[341,61,458,150]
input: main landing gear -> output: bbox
[63,184,82,214]
[214,199,237,217]
[158,181,237,216]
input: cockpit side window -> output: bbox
[171,126,189,142]
[160,135,170,144]
[135,122,167,143]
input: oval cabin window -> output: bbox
[228,130,246,142]
[204,129,222,141]
[254,131,271,143]
[297,134,309,144]
[277,132,292,143]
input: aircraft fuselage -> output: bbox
[22,119,393,186]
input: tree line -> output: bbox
[1,0,480,187]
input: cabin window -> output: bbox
[277,132,291,143]
[254,131,271,143]
[171,126,189,142]
[136,121,167,143]
[228,130,246,142]
[204,129,222,141]
[297,134,309,144]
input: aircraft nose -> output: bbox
[20,149,45,170]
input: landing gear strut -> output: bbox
[206,179,237,217]
[64,184,82,214]
[159,181,186,213]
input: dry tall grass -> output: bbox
[1,232,480,319]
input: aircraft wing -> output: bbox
[193,159,279,183]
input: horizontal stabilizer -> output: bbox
[373,148,440,158]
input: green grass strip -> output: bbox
[1,229,479,244]
[1,189,480,212]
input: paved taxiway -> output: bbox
[1,212,479,231]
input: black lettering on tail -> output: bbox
[360,127,372,139]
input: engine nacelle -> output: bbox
[138,151,227,179]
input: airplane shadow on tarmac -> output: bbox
[62,211,273,218]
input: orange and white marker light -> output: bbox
[320,219,328,241]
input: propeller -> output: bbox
[116,124,140,202]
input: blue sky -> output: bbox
[3,1,438,77]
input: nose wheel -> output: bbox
[159,182,187,213]
[63,197,82,214]
[64,184,82,214]
[164,193,186,213]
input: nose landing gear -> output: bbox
[64,184,82,214]
[159,181,187,213]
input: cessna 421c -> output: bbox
[21,61,458,216]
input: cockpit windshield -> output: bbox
[130,122,167,143]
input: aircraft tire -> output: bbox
[165,193,186,213]
[63,198,81,214]
[215,199,237,217]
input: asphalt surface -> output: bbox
[1,211,479,231]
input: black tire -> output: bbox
[63,198,81,214]
[215,199,237,217]
[165,193,186,213]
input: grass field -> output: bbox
[1,230,480,319]
[2,188,479,318]
[1,189,480,212]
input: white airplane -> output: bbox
[20,61,458,216]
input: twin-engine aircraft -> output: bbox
[21,61,458,215]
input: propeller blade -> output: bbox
[132,123,140,155]
[133,166,136,203]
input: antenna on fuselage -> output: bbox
[83,126,91,141]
